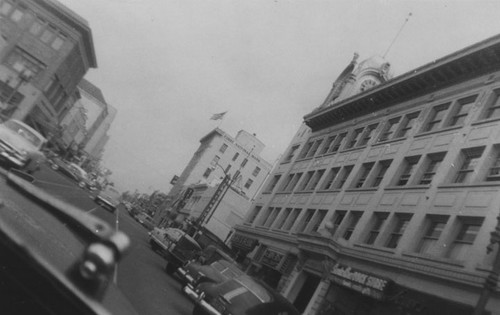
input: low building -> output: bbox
[232,35,500,314]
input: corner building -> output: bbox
[232,35,500,315]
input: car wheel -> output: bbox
[165,262,176,275]
[78,181,86,188]
[50,164,59,170]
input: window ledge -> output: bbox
[471,116,500,126]
[414,125,462,138]
[437,182,500,189]
[293,191,314,195]
[315,189,342,194]
[384,185,430,191]
[353,243,396,254]
[339,146,367,154]
[295,157,314,162]
[371,137,405,147]
[401,251,465,267]
[344,188,378,192]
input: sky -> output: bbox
[56,0,500,194]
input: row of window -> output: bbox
[248,205,484,261]
[267,143,500,194]
[330,210,483,261]
[218,143,261,176]
[284,90,500,164]
[1,0,67,51]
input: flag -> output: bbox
[210,111,227,120]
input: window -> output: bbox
[378,117,401,142]
[342,212,362,240]
[453,147,485,183]
[5,47,46,79]
[321,167,340,190]
[298,140,314,159]
[336,165,353,189]
[244,179,253,189]
[202,168,212,178]
[395,112,420,138]
[297,171,314,191]
[266,175,281,192]
[283,173,302,192]
[246,206,262,224]
[370,160,392,187]
[297,209,315,233]
[0,1,12,15]
[358,124,378,146]
[385,215,412,249]
[329,210,347,236]
[282,209,301,231]
[232,152,239,161]
[252,166,261,177]
[447,95,477,126]
[364,212,388,245]
[320,135,336,154]
[330,133,347,153]
[51,33,66,50]
[241,158,248,167]
[345,128,364,149]
[486,150,500,181]
[263,208,281,228]
[353,162,374,188]
[418,152,446,185]
[40,26,56,44]
[219,144,228,153]
[30,19,44,35]
[274,208,292,230]
[306,169,325,191]
[211,155,220,167]
[306,139,323,158]
[309,210,327,233]
[416,216,448,255]
[423,103,450,132]
[284,145,299,162]
[446,218,484,260]
[225,164,232,173]
[483,88,500,119]
[396,156,421,186]
[10,4,25,22]
[258,207,274,226]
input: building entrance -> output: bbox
[292,273,321,313]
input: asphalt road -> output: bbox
[0,162,194,315]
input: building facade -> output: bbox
[232,36,500,314]
[0,0,96,139]
[155,128,273,236]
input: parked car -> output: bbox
[50,158,96,189]
[189,275,299,315]
[181,259,244,298]
[94,186,121,212]
[148,227,202,275]
[0,119,47,173]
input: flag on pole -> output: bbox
[210,111,227,120]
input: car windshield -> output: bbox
[234,276,272,303]
[4,120,43,147]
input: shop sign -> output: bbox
[231,234,258,251]
[330,263,389,300]
[261,249,284,268]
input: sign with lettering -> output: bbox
[231,234,258,251]
[330,263,390,300]
[261,249,284,268]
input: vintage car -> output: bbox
[147,227,202,275]
[0,169,138,315]
[94,186,121,212]
[189,275,299,315]
[0,119,47,173]
[181,259,244,299]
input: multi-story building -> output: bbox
[0,0,96,139]
[155,128,273,238]
[232,35,500,315]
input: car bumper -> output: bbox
[0,146,26,167]
[177,267,195,284]
[184,287,221,315]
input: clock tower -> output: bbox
[317,54,393,111]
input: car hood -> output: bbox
[0,125,38,152]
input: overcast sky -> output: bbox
[57,0,500,194]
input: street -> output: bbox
[0,163,194,315]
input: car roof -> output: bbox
[6,119,47,142]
